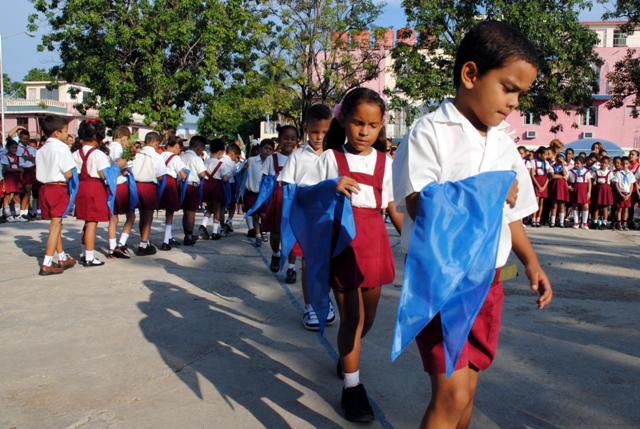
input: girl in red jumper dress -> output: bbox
[549,153,570,227]
[1,140,24,222]
[529,146,552,227]
[568,155,593,229]
[593,156,614,229]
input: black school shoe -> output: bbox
[198,225,210,240]
[136,244,157,256]
[160,243,172,251]
[168,238,181,247]
[211,233,221,240]
[270,255,280,273]
[111,245,131,259]
[341,384,374,423]
[183,236,196,246]
[285,268,297,284]
[247,228,256,238]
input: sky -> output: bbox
[2,1,616,82]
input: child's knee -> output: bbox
[433,383,474,414]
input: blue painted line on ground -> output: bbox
[254,246,395,429]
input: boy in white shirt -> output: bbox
[392,21,553,429]
[221,143,242,234]
[35,116,77,275]
[180,136,208,245]
[243,139,275,245]
[612,156,637,230]
[200,139,228,240]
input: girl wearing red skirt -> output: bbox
[1,140,25,222]
[201,139,227,240]
[262,127,295,272]
[300,88,402,423]
[73,119,111,266]
[593,157,614,229]
[567,155,593,229]
[549,153,570,228]
[613,157,636,230]
[159,136,188,250]
[528,147,552,227]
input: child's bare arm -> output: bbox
[405,192,420,220]
[509,220,553,310]
[386,201,403,234]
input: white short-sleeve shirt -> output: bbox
[392,99,537,268]
[16,144,37,168]
[613,170,636,194]
[181,150,206,184]
[262,153,290,177]
[530,159,552,176]
[567,168,592,184]
[246,155,265,192]
[161,151,187,179]
[279,143,321,184]
[1,152,26,170]
[131,146,167,183]
[205,157,227,180]
[109,141,124,163]
[299,147,394,209]
[72,145,111,179]
[221,155,238,183]
[35,138,76,183]
[594,169,613,185]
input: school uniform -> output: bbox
[594,169,614,207]
[160,151,187,212]
[16,144,38,187]
[612,170,636,208]
[1,152,25,194]
[300,146,395,289]
[222,154,240,205]
[261,152,289,233]
[35,138,76,219]
[108,141,133,215]
[243,155,265,212]
[203,157,226,208]
[181,150,207,211]
[550,163,570,203]
[528,158,552,198]
[392,99,537,374]
[73,145,111,222]
[131,146,167,210]
[567,168,592,205]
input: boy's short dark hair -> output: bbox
[453,20,540,88]
[144,132,162,145]
[226,143,241,155]
[588,152,598,160]
[517,145,526,152]
[575,155,587,164]
[305,104,332,123]
[114,126,131,139]
[566,148,574,154]
[621,156,630,163]
[189,135,207,150]
[40,115,68,137]
[209,138,225,153]
[260,138,274,149]
[18,129,30,138]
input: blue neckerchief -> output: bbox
[178,168,190,205]
[126,170,139,211]
[575,167,586,177]
[103,164,121,216]
[244,175,276,218]
[223,180,232,207]
[62,168,79,217]
[290,178,356,332]
[553,163,564,174]
[391,171,516,378]
[622,171,632,188]
[156,175,167,203]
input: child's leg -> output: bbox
[334,288,365,374]
[164,210,174,244]
[582,204,589,226]
[602,206,609,226]
[270,233,280,254]
[139,209,153,243]
[253,213,261,235]
[108,215,119,252]
[622,206,629,223]
[536,198,544,222]
[118,212,136,247]
[558,202,565,226]
[360,287,382,338]
[84,222,97,253]
[44,218,62,264]
[56,222,64,254]
[183,210,195,237]
[212,203,223,235]
[421,368,479,429]
[550,202,558,225]
[572,205,580,225]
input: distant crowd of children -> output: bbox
[520,141,639,230]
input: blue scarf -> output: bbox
[126,170,139,211]
[223,181,232,207]
[178,168,191,205]
[103,164,121,216]
[62,168,79,218]
[156,175,167,203]
[244,175,276,218]
[391,171,516,378]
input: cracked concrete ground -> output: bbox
[1,215,639,429]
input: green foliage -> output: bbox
[23,68,53,82]
[29,0,265,130]
[391,0,603,129]
[2,74,25,98]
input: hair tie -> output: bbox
[85,117,100,124]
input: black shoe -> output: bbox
[285,268,297,283]
[211,233,221,240]
[136,244,157,256]
[81,257,105,267]
[341,384,374,423]
[168,238,181,247]
[198,225,210,240]
[261,232,269,242]
[247,228,256,238]
[160,243,172,251]
[337,360,344,380]
[270,255,280,273]
[224,222,234,233]
[183,236,196,246]
[112,245,131,259]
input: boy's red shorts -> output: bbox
[39,184,69,219]
[416,269,503,374]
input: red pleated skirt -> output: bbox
[76,177,109,222]
[533,175,549,198]
[595,183,613,206]
[550,178,570,203]
[21,167,36,186]
[262,185,283,233]
[571,182,589,205]
[243,190,261,214]
[330,207,395,290]
[39,184,69,219]
[183,184,199,212]
[3,172,22,194]
[136,182,158,210]
[416,269,503,374]
[159,176,180,212]
[114,182,130,215]
[203,178,223,207]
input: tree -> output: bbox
[28,0,265,130]
[391,0,603,130]
[603,0,640,116]
[259,0,386,129]
[2,74,24,98]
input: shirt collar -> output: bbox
[46,137,65,146]
[141,146,158,157]
[302,143,321,157]
[434,99,511,132]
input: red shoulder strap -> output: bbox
[165,154,176,166]
[212,160,223,176]
[333,149,350,176]
[79,147,98,177]
[272,153,281,174]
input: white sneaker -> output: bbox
[302,305,320,331]
[326,301,336,325]
[6,215,16,223]
[15,215,29,222]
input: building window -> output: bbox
[82,91,92,102]
[581,106,598,126]
[17,117,28,127]
[613,30,627,47]
[41,88,59,100]
[26,87,38,100]
[523,112,540,125]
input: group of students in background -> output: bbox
[521,140,639,231]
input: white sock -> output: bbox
[4,207,11,217]
[573,211,579,224]
[603,219,608,226]
[288,263,295,270]
[202,216,209,228]
[43,255,53,267]
[344,370,360,388]
[85,250,95,261]
[581,211,589,224]
[109,238,117,251]
[139,241,148,248]
[273,251,280,257]
[213,222,220,234]
[246,217,254,229]
[550,215,556,225]
[119,232,129,246]
[37,209,42,216]
[164,224,172,244]
[559,212,565,225]
[19,209,27,216]
[58,251,69,261]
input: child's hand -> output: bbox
[525,262,553,310]
[506,180,518,208]
[336,176,360,198]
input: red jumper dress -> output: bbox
[532,159,549,198]
[329,149,395,290]
[3,153,23,194]
[262,153,284,233]
[75,147,110,222]
[114,181,131,215]
[550,164,570,203]
[594,171,614,206]
[203,160,224,208]
[159,154,181,212]
[570,169,590,205]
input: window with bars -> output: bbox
[41,88,59,100]
[613,30,627,47]
[523,112,540,125]
[581,106,598,126]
